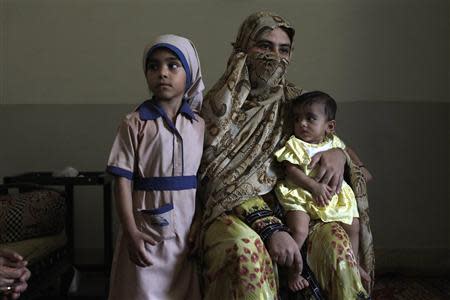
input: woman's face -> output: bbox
[247,27,292,61]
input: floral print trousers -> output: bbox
[203,215,368,300]
[203,215,278,299]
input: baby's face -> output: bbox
[293,102,333,144]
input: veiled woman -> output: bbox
[199,12,375,300]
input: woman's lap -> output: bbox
[203,214,278,300]
[307,222,368,300]
[203,216,368,300]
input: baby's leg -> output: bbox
[341,218,360,257]
[341,218,371,285]
[286,210,310,250]
[285,211,310,291]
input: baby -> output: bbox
[275,91,371,291]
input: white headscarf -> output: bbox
[142,34,205,112]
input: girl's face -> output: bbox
[293,102,335,144]
[146,48,186,102]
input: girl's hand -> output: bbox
[124,230,157,267]
[309,148,346,193]
[311,183,333,207]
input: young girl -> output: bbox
[106,34,204,300]
[274,91,371,291]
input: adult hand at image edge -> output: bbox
[0,249,30,300]
[267,231,302,270]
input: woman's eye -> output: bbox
[280,47,290,55]
[169,63,180,70]
[258,43,270,50]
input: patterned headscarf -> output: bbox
[143,34,205,112]
[199,12,303,226]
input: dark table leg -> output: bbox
[65,184,75,264]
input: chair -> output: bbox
[0,183,74,299]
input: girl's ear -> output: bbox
[326,120,336,134]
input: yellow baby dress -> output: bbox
[275,135,358,224]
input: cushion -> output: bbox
[0,231,67,263]
[0,190,66,243]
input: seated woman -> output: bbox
[198,11,374,299]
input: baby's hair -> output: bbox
[292,91,337,121]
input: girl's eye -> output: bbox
[147,63,158,71]
[169,63,181,70]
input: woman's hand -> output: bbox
[267,231,302,270]
[311,182,333,207]
[309,148,346,193]
[124,230,157,268]
[0,249,30,300]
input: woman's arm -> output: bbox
[115,177,156,267]
[346,147,373,182]
[233,198,302,269]
[284,161,333,206]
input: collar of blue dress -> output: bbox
[137,98,197,122]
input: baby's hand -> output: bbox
[124,230,157,267]
[312,183,333,207]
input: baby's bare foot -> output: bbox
[288,272,309,292]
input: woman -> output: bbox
[199,12,374,299]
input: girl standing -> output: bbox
[106,34,204,300]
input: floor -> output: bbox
[37,271,450,300]
[69,270,108,299]
[372,273,450,300]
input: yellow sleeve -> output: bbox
[274,136,307,166]
[332,134,346,150]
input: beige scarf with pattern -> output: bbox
[199,12,303,226]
